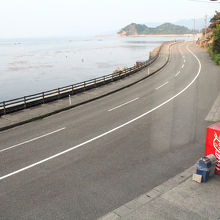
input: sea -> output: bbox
[0,36,193,102]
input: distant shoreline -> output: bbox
[94,33,201,38]
[116,33,201,37]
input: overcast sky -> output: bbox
[0,0,219,38]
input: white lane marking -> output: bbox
[0,127,66,153]
[108,98,139,112]
[184,59,186,63]
[181,64,184,68]
[155,81,169,90]
[175,71,181,77]
[0,43,201,181]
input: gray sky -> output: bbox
[0,0,219,38]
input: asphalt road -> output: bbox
[0,42,220,220]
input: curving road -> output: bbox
[1,41,220,220]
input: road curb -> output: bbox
[98,165,195,220]
[0,42,175,132]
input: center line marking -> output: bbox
[0,127,66,153]
[108,98,139,112]
[0,43,201,181]
[175,71,180,77]
[181,64,185,68]
[155,81,169,90]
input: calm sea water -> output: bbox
[0,36,193,101]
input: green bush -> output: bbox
[207,12,220,65]
[215,53,220,65]
[213,24,220,53]
[209,48,220,65]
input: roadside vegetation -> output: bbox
[208,11,220,65]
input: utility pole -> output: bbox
[193,18,196,42]
[204,14,208,40]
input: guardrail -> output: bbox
[0,43,163,116]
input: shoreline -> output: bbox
[116,33,200,37]
[0,42,165,113]
[0,36,159,101]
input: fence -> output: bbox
[0,44,162,116]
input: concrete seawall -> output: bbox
[149,45,161,60]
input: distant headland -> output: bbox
[117,22,198,37]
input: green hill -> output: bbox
[117,23,195,36]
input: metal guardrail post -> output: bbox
[58,88,60,99]
[3,101,6,115]
[103,76,106,84]
[94,79,97,87]
[72,84,74,94]
[42,92,45,103]
[83,81,86,90]
[24,96,26,108]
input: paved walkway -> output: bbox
[98,166,220,220]
[0,42,170,131]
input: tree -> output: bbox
[207,11,220,64]
[212,24,220,53]
[209,11,220,29]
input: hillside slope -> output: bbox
[117,23,194,36]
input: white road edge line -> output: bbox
[108,98,139,112]
[175,71,181,77]
[0,127,66,153]
[155,81,169,90]
[0,43,201,181]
